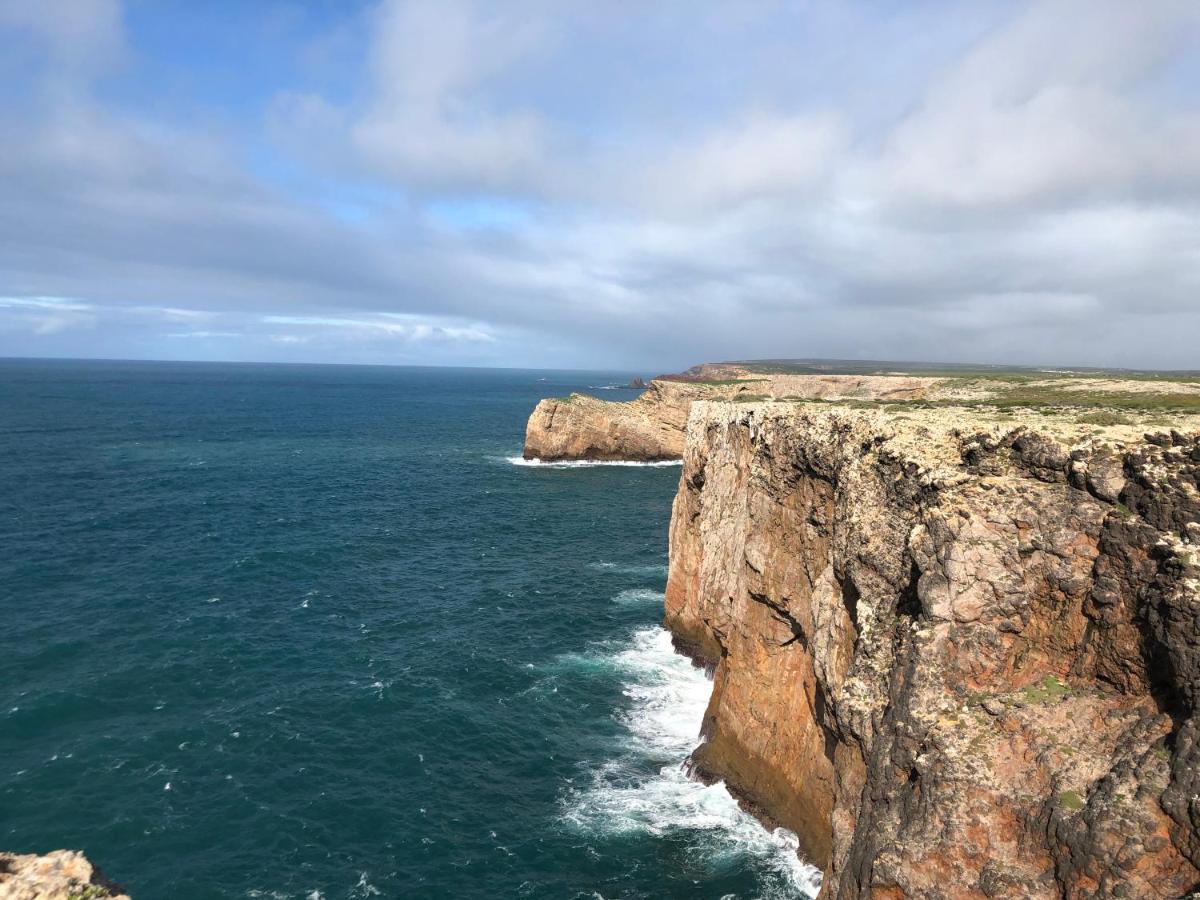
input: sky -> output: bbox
[1,0,1198,371]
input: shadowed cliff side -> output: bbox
[665,402,1200,899]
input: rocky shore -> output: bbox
[0,850,127,900]
[525,364,1200,898]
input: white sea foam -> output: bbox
[589,561,669,577]
[612,588,665,606]
[505,456,681,468]
[562,627,824,898]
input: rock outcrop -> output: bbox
[522,379,708,460]
[665,402,1200,898]
[521,373,942,462]
[0,850,128,899]
[523,361,1200,465]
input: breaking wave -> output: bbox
[612,588,665,606]
[588,562,669,577]
[560,627,824,899]
[504,456,681,468]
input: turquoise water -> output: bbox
[0,360,819,899]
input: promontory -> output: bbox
[525,359,1200,899]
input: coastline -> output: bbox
[525,364,1200,898]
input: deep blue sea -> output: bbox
[0,360,819,899]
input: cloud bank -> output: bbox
[1,0,1198,369]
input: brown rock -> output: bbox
[664,403,1200,899]
[0,850,128,899]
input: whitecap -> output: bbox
[503,456,681,468]
[561,627,823,899]
[588,562,669,577]
[612,588,665,607]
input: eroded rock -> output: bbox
[664,403,1200,899]
[0,850,128,900]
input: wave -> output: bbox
[589,562,669,577]
[612,588,665,606]
[561,627,823,898]
[505,456,681,468]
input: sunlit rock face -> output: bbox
[522,380,703,461]
[0,850,129,899]
[665,402,1200,899]
[521,370,941,463]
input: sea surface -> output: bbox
[0,360,821,899]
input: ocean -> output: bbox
[0,360,820,899]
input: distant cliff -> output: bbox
[521,369,940,462]
[667,402,1200,898]
[522,379,705,461]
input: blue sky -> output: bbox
[1,0,1198,370]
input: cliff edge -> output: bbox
[521,369,942,462]
[667,402,1200,898]
[523,379,704,461]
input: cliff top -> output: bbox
[526,363,1200,463]
[645,362,1200,418]
[691,398,1200,471]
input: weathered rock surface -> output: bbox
[0,850,128,899]
[522,373,942,461]
[522,379,709,460]
[665,402,1200,899]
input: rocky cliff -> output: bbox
[521,372,942,461]
[665,402,1200,898]
[0,850,128,899]
[522,379,707,460]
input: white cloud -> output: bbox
[4,0,1200,369]
[351,0,552,189]
[866,0,1200,210]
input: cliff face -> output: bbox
[665,403,1200,898]
[523,379,706,460]
[0,850,128,899]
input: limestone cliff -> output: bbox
[665,402,1200,898]
[521,372,942,462]
[0,850,128,899]
[522,379,706,461]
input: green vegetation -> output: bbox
[1075,410,1134,426]
[729,359,1200,382]
[685,377,770,386]
[943,376,1200,412]
[1057,790,1085,811]
[68,886,114,900]
[986,387,1200,413]
[1023,675,1071,703]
